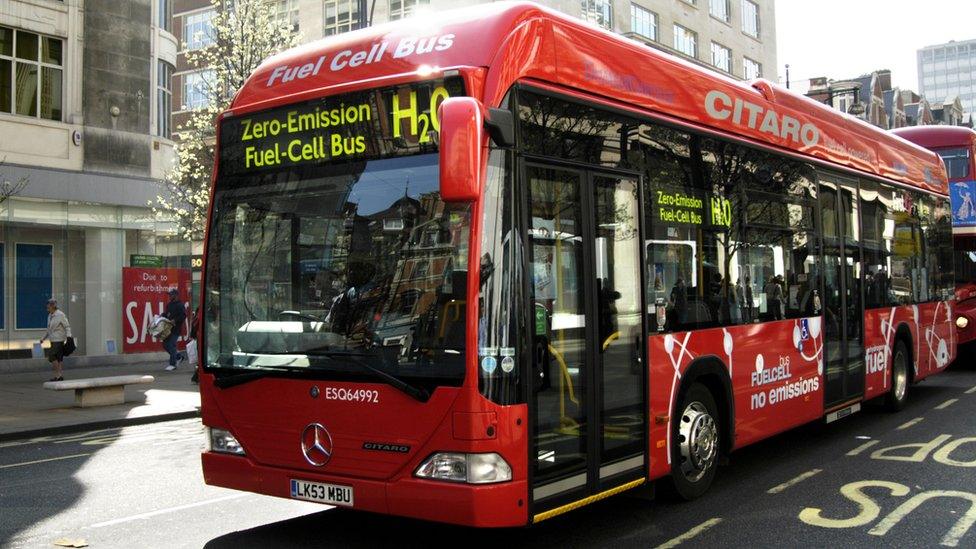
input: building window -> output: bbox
[741,0,760,38]
[709,0,730,22]
[673,24,697,58]
[383,218,404,231]
[182,70,212,110]
[710,42,731,73]
[743,57,761,79]
[324,0,360,35]
[581,0,613,30]
[156,61,173,138]
[183,10,215,50]
[631,4,657,40]
[389,0,430,21]
[0,26,63,121]
[158,0,172,32]
[276,0,300,32]
[15,243,52,330]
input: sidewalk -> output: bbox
[0,360,201,441]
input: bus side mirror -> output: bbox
[438,97,484,202]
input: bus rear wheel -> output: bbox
[885,340,910,412]
[668,383,720,500]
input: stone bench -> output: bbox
[43,375,155,407]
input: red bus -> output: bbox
[892,126,976,352]
[199,2,956,527]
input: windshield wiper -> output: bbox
[213,367,292,389]
[309,350,431,403]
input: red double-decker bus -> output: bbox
[892,126,976,353]
[199,2,955,527]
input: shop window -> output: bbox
[15,243,52,329]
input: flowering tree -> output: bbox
[154,0,300,240]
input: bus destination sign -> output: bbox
[219,77,464,176]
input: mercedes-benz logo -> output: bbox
[301,423,334,467]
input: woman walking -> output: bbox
[40,298,71,381]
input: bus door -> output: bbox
[523,162,646,512]
[820,175,865,407]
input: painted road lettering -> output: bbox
[867,434,976,467]
[799,480,976,547]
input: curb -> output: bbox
[0,409,201,443]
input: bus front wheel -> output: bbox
[668,383,720,500]
[885,340,910,412]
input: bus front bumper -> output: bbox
[201,452,528,527]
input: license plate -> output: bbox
[290,479,354,506]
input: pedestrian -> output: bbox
[39,298,71,381]
[189,307,200,384]
[162,288,187,371]
[765,275,785,321]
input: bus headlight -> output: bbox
[207,427,246,455]
[958,316,970,330]
[415,452,512,484]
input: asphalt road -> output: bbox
[3,360,976,548]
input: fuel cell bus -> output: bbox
[892,126,976,354]
[199,2,956,527]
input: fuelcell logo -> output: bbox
[266,34,456,87]
[704,89,820,147]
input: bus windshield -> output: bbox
[204,78,470,386]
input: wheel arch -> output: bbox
[676,355,735,453]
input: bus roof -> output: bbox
[230,1,947,194]
[892,125,976,150]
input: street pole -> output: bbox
[785,64,790,89]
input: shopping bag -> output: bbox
[186,339,198,367]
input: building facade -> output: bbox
[0,0,186,364]
[171,0,776,130]
[806,70,954,131]
[918,38,976,117]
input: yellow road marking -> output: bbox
[0,453,91,469]
[897,417,924,430]
[767,469,822,494]
[654,518,724,549]
[936,399,959,410]
[847,440,880,456]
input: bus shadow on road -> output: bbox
[202,494,670,549]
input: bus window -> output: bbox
[937,147,971,180]
[478,146,521,405]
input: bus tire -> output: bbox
[668,382,720,500]
[885,340,910,412]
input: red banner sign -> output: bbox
[122,267,191,354]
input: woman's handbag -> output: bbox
[63,337,76,356]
